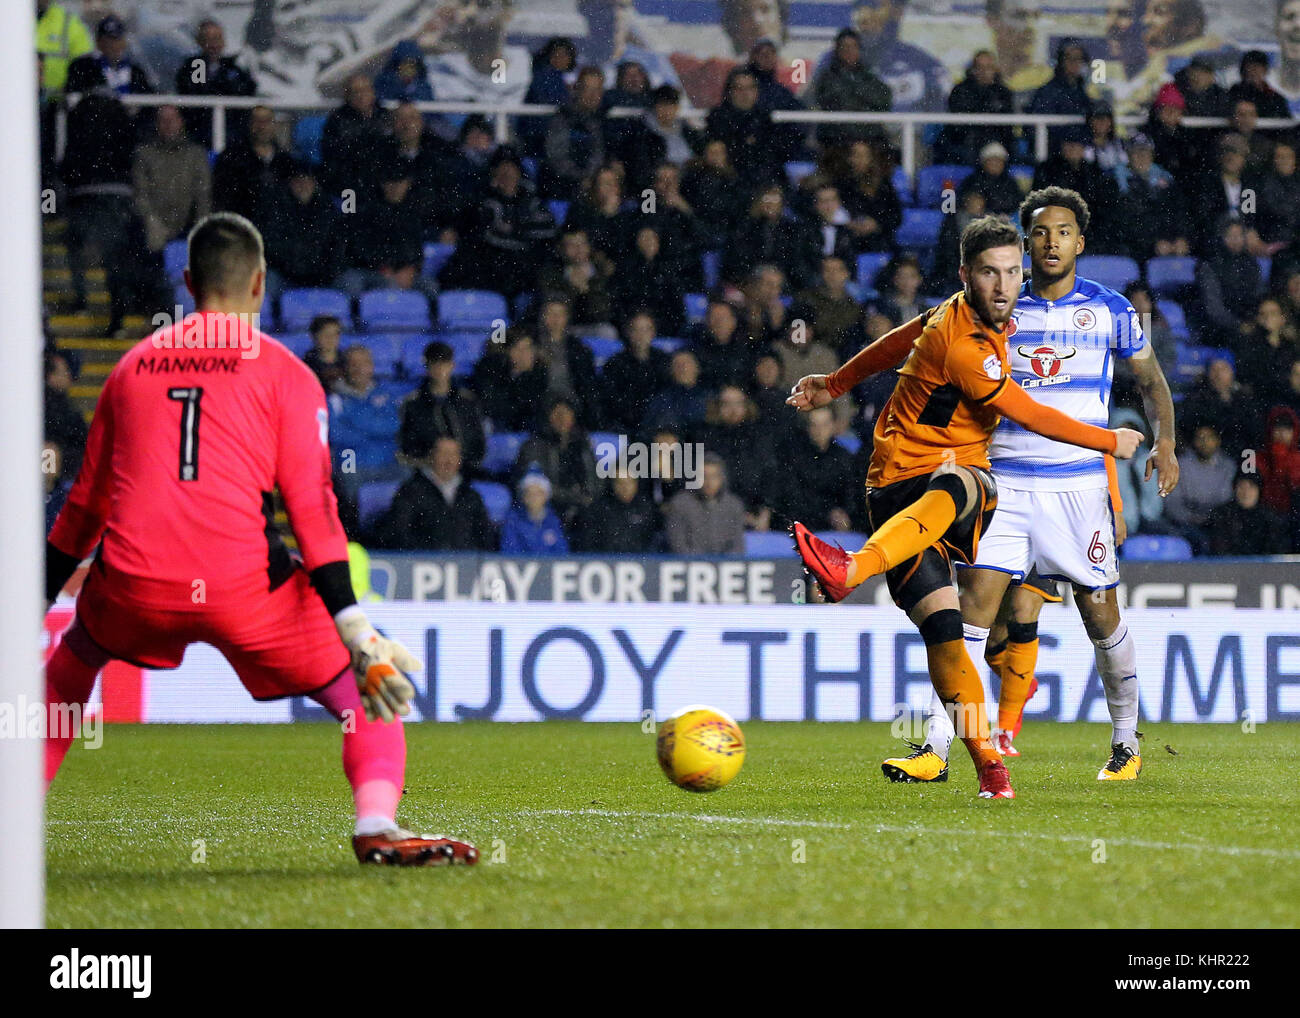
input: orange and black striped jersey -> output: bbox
[867,291,1012,488]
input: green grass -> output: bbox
[46,721,1300,928]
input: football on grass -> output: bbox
[656,705,746,792]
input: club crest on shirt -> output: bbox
[1018,344,1078,379]
[1072,307,1096,331]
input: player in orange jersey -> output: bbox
[786,215,1142,799]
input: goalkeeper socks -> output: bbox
[847,489,958,585]
[44,618,109,787]
[997,626,1040,732]
[311,668,407,830]
[1093,621,1139,752]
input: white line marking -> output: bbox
[519,808,1300,860]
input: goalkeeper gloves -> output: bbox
[333,606,422,724]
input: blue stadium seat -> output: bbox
[856,251,891,287]
[582,335,623,366]
[835,431,863,455]
[895,208,944,250]
[1146,256,1197,296]
[278,331,313,358]
[684,292,708,322]
[785,161,818,186]
[422,243,455,279]
[513,291,535,319]
[1076,255,1140,291]
[814,531,867,552]
[358,480,400,529]
[891,165,912,205]
[914,164,974,208]
[547,200,570,225]
[520,156,538,180]
[292,114,328,166]
[1120,534,1192,561]
[1157,299,1189,340]
[1257,255,1272,282]
[439,289,508,330]
[436,328,491,367]
[1009,164,1034,192]
[358,290,432,331]
[280,287,350,331]
[653,337,686,354]
[163,239,187,283]
[472,480,512,525]
[745,531,797,558]
[357,333,405,377]
[1173,344,1234,386]
[589,431,620,456]
[173,282,195,317]
[482,431,527,477]
[702,250,721,290]
[398,334,432,376]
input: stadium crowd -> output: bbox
[38,6,1300,558]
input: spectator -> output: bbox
[1084,102,1127,172]
[382,102,456,239]
[769,318,839,394]
[811,28,892,149]
[174,18,256,148]
[681,138,745,249]
[329,345,406,536]
[533,298,601,426]
[1144,82,1199,185]
[938,50,1015,165]
[725,185,818,289]
[473,328,549,432]
[399,340,487,475]
[374,39,434,105]
[302,314,344,393]
[617,83,703,193]
[613,226,685,335]
[1110,406,1164,537]
[542,65,607,199]
[1107,132,1189,259]
[1180,359,1259,461]
[1161,424,1237,552]
[522,37,578,155]
[599,311,670,433]
[442,115,496,222]
[957,141,1023,217]
[645,427,689,506]
[512,397,600,524]
[691,299,755,392]
[1256,142,1300,249]
[133,104,212,256]
[1031,127,1114,244]
[706,69,783,191]
[43,440,72,536]
[1229,100,1275,179]
[1205,474,1290,555]
[536,230,614,328]
[261,161,346,299]
[645,350,710,432]
[740,264,792,345]
[807,184,862,268]
[870,253,926,327]
[774,406,857,531]
[212,104,295,224]
[694,384,776,526]
[320,73,390,198]
[65,15,154,99]
[43,352,87,479]
[929,190,987,295]
[1234,298,1299,404]
[1171,56,1230,119]
[36,1,92,102]
[1279,358,1300,418]
[830,139,902,254]
[441,147,557,300]
[633,162,707,290]
[1196,217,1266,340]
[748,350,794,431]
[1256,406,1300,522]
[572,475,661,553]
[742,36,808,164]
[1122,283,1178,383]
[500,472,570,554]
[1227,49,1291,121]
[1192,134,1261,253]
[371,436,496,551]
[663,455,747,555]
[337,161,437,306]
[795,256,862,357]
[1026,41,1093,150]
[565,164,628,262]
[605,59,652,110]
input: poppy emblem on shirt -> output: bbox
[1019,344,1077,378]
[1072,307,1097,331]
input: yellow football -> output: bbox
[656,705,745,792]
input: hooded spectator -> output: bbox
[500,472,570,554]
[1257,406,1300,520]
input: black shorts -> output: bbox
[1018,565,1063,603]
[866,465,998,613]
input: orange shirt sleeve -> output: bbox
[1105,455,1124,513]
[991,380,1119,453]
[825,312,927,398]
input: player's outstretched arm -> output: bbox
[787,311,927,410]
[992,380,1141,458]
[1128,345,1179,497]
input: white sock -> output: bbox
[354,814,397,837]
[963,622,993,728]
[923,687,956,762]
[1093,621,1139,752]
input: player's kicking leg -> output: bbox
[794,463,1013,798]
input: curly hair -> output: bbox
[1019,185,1091,235]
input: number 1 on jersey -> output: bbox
[168,386,204,481]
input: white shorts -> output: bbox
[962,484,1119,590]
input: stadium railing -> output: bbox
[58,93,1294,181]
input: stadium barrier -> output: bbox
[58,93,1293,180]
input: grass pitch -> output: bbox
[46,721,1300,928]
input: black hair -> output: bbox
[1019,185,1092,235]
[186,213,263,300]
